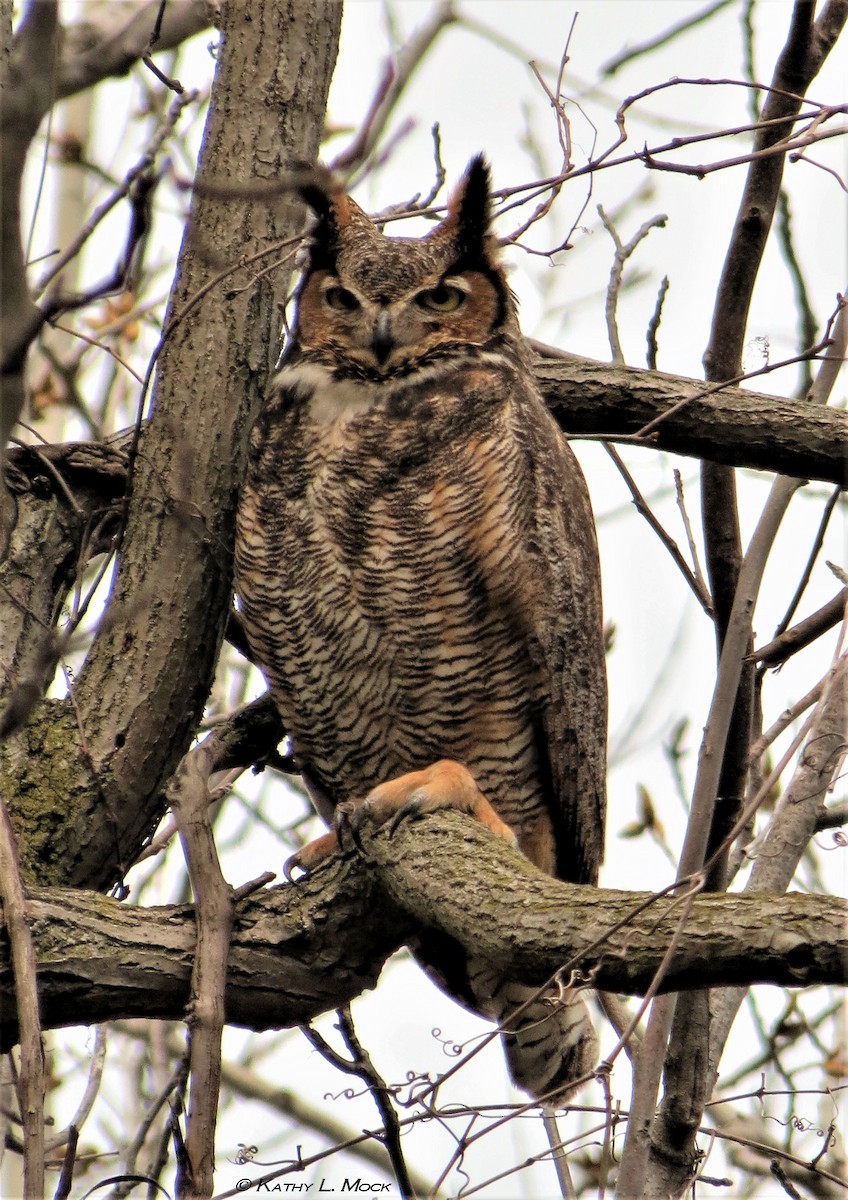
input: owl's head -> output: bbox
[290,156,520,378]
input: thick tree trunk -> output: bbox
[0,2,342,890]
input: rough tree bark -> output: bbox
[1,811,845,1051]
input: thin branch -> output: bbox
[36,91,197,293]
[0,788,45,1200]
[707,651,848,1087]
[674,469,711,606]
[600,1,736,76]
[603,445,712,614]
[749,673,829,764]
[645,275,669,371]
[44,1025,107,1153]
[56,0,213,100]
[771,485,842,638]
[53,1125,78,1200]
[331,1,458,176]
[492,91,847,215]
[745,653,847,896]
[754,588,848,666]
[117,1042,190,1188]
[337,1007,414,1200]
[114,1019,436,1193]
[597,205,668,365]
[775,189,819,394]
[169,743,235,1200]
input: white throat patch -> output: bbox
[277,363,378,426]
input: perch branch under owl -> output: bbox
[1,810,844,1052]
[7,350,846,494]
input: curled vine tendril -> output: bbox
[431,1027,464,1058]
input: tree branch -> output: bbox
[1,812,844,1051]
[0,787,45,1199]
[57,0,214,101]
[753,587,847,666]
[647,653,848,1199]
[0,0,59,451]
[169,743,235,1200]
[8,350,847,500]
[535,353,847,484]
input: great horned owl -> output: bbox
[235,157,607,1100]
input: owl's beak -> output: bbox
[370,310,395,366]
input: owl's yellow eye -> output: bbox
[324,286,360,313]
[415,283,466,314]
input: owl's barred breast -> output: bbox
[236,355,568,873]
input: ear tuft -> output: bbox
[292,164,375,271]
[289,164,347,269]
[445,154,493,264]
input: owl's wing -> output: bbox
[515,392,608,887]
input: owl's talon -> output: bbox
[387,795,422,836]
[283,851,305,882]
[283,830,341,881]
[335,800,366,854]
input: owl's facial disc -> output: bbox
[297,269,500,376]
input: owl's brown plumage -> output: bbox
[235,157,607,1099]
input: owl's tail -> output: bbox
[469,960,598,1100]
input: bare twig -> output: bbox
[117,1042,190,1189]
[707,652,848,1106]
[645,275,669,370]
[748,674,829,764]
[775,189,819,394]
[114,1017,435,1191]
[44,1025,108,1153]
[36,91,197,293]
[52,1124,78,1200]
[302,1012,415,1198]
[57,0,213,100]
[337,1007,414,1200]
[604,445,712,614]
[332,1,457,176]
[492,90,847,219]
[597,205,667,365]
[771,485,842,639]
[744,652,847,895]
[600,1,736,76]
[673,470,711,606]
[542,1106,577,1200]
